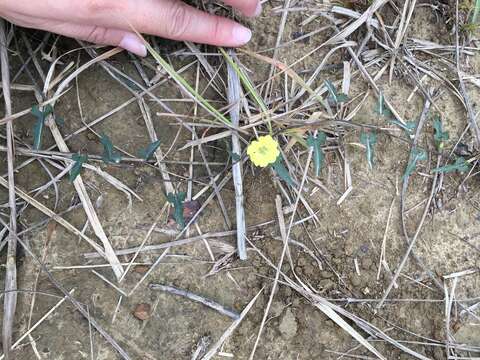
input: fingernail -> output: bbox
[232,25,252,45]
[119,34,147,57]
[254,2,262,17]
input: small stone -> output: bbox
[344,242,356,256]
[362,257,373,269]
[304,265,315,277]
[279,309,298,340]
[271,301,284,317]
[350,274,362,287]
[320,271,333,279]
[292,298,301,307]
[283,286,292,297]
[319,279,335,291]
[297,257,308,267]
[133,303,151,321]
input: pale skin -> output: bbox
[0,0,262,56]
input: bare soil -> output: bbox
[1,2,480,360]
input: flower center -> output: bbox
[258,145,269,156]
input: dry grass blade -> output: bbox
[250,143,314,359]
[138,98,175,194]
[131,29,232,127]
[455,0,480,147]
[226,49,247,260]
[149,284,240,320]
[241,49,330,111]
[0,290,75,359]
[201,289,263,360]
[15,235,132,360]
[324,0,389,46]
[44,47,124,280]
[250,241,389,360]
[0,20,18,360]
[0,176,107,257]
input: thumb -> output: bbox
[41,21,147,56]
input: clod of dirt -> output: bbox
[133,303,151,321]
[133,265,150,274]
[279,309,298,340]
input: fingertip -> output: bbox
[119,33,147,57]
[231,25,252,46]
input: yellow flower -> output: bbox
[247,135,280,167]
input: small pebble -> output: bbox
[319,279,336,291]
[133,303,151,321]
[362,257,373,269]
[350,274,362,287]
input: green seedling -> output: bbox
[433,116,449,151]
[55,116,65,126]
[325,80,349,104]
[374,93,393,118]
[307,132,327,176]
[404,148,427,179]
[69,154,88,182]
[231,153,241,162]
[389,119,416,135]
[100,133,121,164]
[31,105,54,150]
[167,192,186,229]
[434,157,470,174]
[472,0,480,24]
[272,155,294,187]
[139,140,161,161]
[360,132,377,170]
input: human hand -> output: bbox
[0,0,261,56]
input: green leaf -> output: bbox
[307,133,326,176]
[360,132,377,170]
[222,138,242,163]
[100,133,121,164]
[55,116,65,126]
[433,157,470,174]
[472,0,480,24]
[404,148,427,179]
[433,116,449,151]
[231,153,241,162]
[69,154,88,182]
[271,156,294,186]
[31,105,54,150]
[374,93,393,118]
[325,80,349,104]
[167,192,186,229]
[139,140,161,161]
